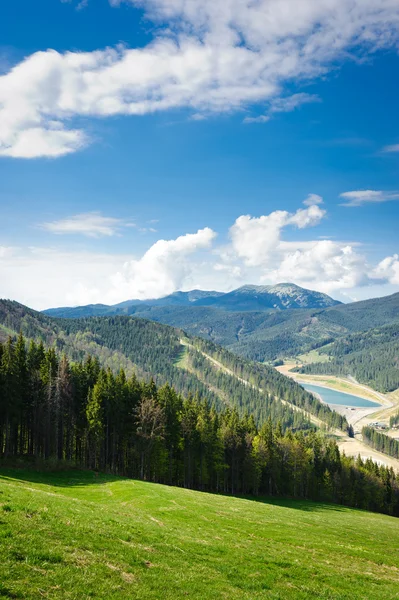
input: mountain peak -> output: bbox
[43,283,340,317]
[194,283,340,311]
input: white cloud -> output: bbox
[0,126,87,159]
[230,202,325,267]
[243,92,319,124]
[1,199,398,308]
[0,246,15,259]
[289,204,325,229]
[382,144,399,153]
[0,247,127,309]
[225,200,375,294]
[0,229,218,309]
[108,227,217,302]
[268,93,320,114]
[340,190,399,206]
[40,212,127,237]
[243,115,270,124]
[372,254,399,285]
[1,0,399,157]
[303,193,323,207]
[219,197,398,295]
[269,241,369,293]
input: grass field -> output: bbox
[1,469,399,600]
[296,350,332,365]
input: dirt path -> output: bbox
[339,438,399,470]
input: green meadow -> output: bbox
[0,469,398,600]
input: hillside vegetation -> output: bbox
[1,335,371,505]
[1,469,399,600]
[43,291,399,388]
[298,323,399,392]
[0,300,346,431]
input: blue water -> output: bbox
[302,383,381,408]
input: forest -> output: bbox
[362,426,399,459]
[0,334,398,517]
[188,338,347,430]
[299,324,399,392]
[0,300,348,431]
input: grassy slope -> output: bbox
[1,470,399,600]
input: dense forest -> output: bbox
[0,300,348,431]
[299,324,399,392]
[43,290,399,365]
[188,338,347,430]
[0,334,398,516]
[362,426,399,459]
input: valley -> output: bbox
[3,3,399,596]
[44,287,399,391]
[276,364,399,470]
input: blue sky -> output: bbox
[0,0,399,309]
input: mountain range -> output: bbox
[0,298,346,431]
[41,286,399,393]
[43,283,341,318]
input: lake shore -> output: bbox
[275,363,399,470]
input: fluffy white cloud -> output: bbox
[1,205,398,309]
[339,190,399,207]
[221,197,398,295]
[269,241,369,293]
[0,126,87,159]
[373,254,399,285]
[1,0,399,156]
[230,202,325,267]
[0,229,217,309]
[41,212,128,237]
[108,227,217,302]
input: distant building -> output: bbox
[369,422,388,430]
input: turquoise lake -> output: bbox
[301,383,381,408]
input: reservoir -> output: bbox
[301,383,381,408]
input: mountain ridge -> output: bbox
[0,298,347,431]
[43,283,341,317]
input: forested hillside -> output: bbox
[299,324,399,392]
[43,291,399,369]
[185,337,346,429]
[0,335,397,516]
[0,300,347,431]
[363,426,399,460]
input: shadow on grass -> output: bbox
[0,462,351,514]
[0,462,119,489]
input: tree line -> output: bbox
[0,301,348,433]
[0,334,398,517]
[299,324,399,393]
[362,426,399,459]
[191,338,348,431]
